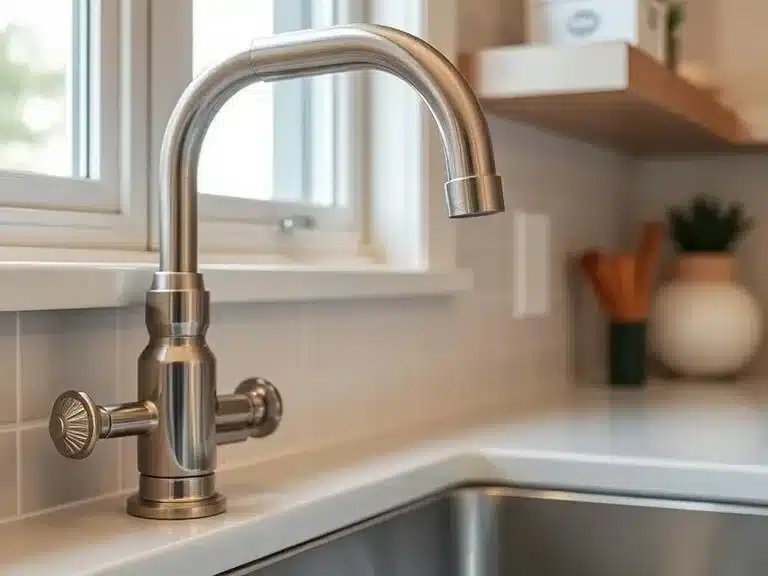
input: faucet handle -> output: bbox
[216,378,283,445]
[49,392,159,460]
[235,378,283,438]
[49,391,105,459]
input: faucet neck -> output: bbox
[158,53,255,273]
[157,25,500,273]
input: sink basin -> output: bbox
[227,486,768,575]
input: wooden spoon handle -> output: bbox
[613,253,640,322]
[581,251,618,318]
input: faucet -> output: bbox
[47,24,504,520]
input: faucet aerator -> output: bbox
[445,174,505,218]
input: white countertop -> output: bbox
[4,384,768,576]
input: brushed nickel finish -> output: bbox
[49,391,101,460]
[444,174,505,218]
[126,492,226,521]
[231,486,768,575]
[107,403,158,436]
[49,391,157,459]
[139,474,217,502]
[235,378,283,438]
[48,23,503,520]
[216,379,283,445]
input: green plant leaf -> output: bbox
[668,194,752,253]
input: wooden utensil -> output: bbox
[580,250,619,318]
[613,253,640,322]
[580,231,663,389]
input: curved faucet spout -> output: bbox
[159,24,504,273]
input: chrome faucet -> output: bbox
[48,24,504,520]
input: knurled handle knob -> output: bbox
[49,391,104,459]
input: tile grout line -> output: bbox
[0,489,126,526]
[0,419,49,433]
[115,308,123,491]
[296,303,310,439]
[15,312,21,517]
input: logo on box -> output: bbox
[567,9,602,37]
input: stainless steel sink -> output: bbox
[226,486,768,575]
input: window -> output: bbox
[193,0,275,203]
[0,1,77,178]
[0,0,459,282]
[0,0,146,248]
[151,0,362,258]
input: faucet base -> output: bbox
[126,491,226,520]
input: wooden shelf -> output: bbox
[460,43,763,155]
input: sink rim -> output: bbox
[225,483,768,575]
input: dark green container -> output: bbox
[608,322,647,387]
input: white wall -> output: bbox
[0,0,625,521]
[714,0,768,135]
[675,0,768,137]
[623,1,768,378]
[457,0,525,50]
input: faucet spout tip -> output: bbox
[445,174,505,218]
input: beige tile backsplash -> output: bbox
[20,426,119,515]
[0,433,16,517]
[119,438,138,493]
[20,309,117,422]
[115,306,145,404]
[0,314,16,425]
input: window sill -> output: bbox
[0,257,473,311]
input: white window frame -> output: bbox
[0,0,472,311]
[0,0,147,250]
[149,0,367,261]
[366,0,459,271]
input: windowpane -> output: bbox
[0,0,80,178]
[193,0,338,208]
[194,0,275,202]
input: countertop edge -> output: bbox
[97,448,768,576]
[93,451,488,576]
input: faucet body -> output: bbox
[48,25,503,520]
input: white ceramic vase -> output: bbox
[649,255,763,378]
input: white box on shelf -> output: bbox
[526,0,668,63]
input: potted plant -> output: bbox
[649,195,762,378]
[669,194,753,280]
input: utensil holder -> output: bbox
[609,321,647,387]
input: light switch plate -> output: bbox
[513,211,551,318]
